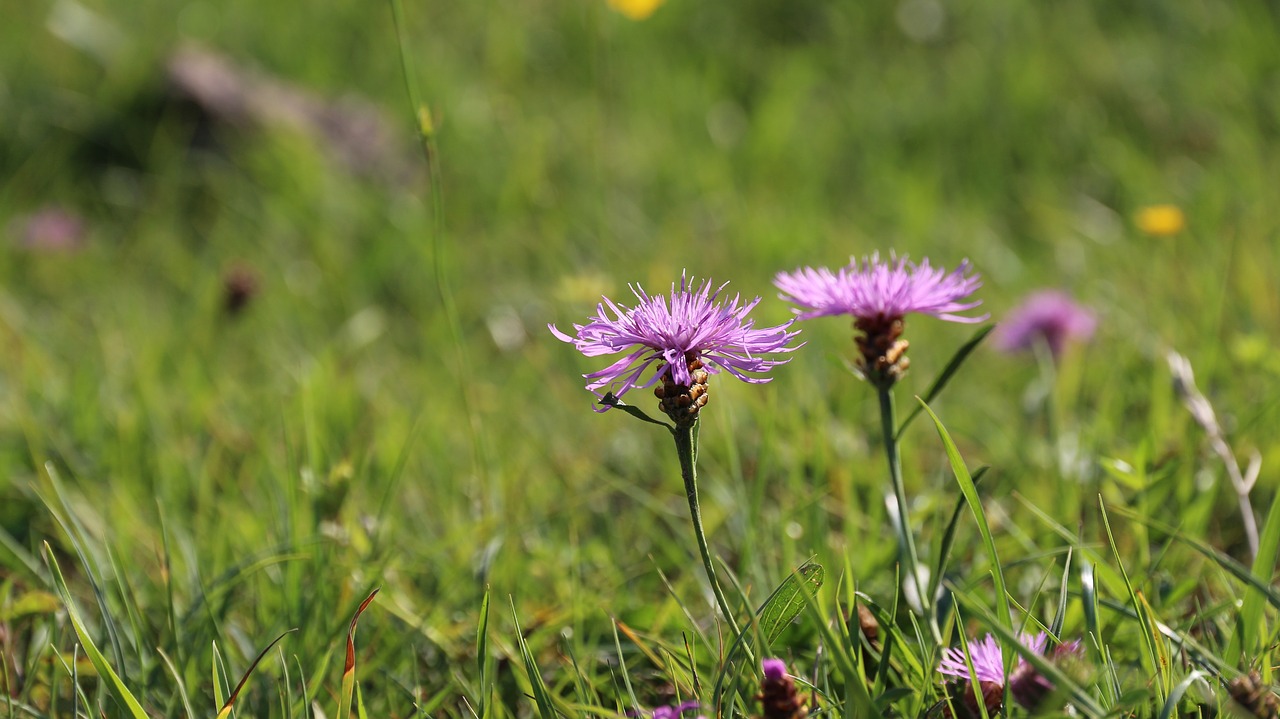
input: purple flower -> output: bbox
[762,658,788,681]
[11,207,86,251]
[549,273,801,417]
[992,290,1096,358]
[937,633,1012,684]
[774,254,985,386]
[649,701,701,719]
[938,632,1083,712]
[774,253,986,324]
[759,659,806,719]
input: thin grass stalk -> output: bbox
[672,423,744,645]
[877,385,938,642]
[387,0,491,488]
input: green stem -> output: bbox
[672,423,745,644]
[877,384,940,642]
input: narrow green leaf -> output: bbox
[216,629,296,719]
[930,467,989,608]
[339,588,380,719]
[896,325,994,438]
[212,641,227,712]
[1099,500,1166,703]
[919,401,1011,634]
[1229,483,1280,664]
[1157,670,1205,719]
[511,599,557,719]
[1050,547,1072,638]
[44,543,149,719]
[476,585,492,719]
[156,648,197,719]
[611,620,641,717]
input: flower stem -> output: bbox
[672,423,745,644]
[877,384,941,642]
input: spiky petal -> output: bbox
[774,253,986,324]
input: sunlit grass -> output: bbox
[1,0,1278,717]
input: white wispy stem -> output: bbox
[1166,350,1262,561]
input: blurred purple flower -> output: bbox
[12,207,86,251]
[649,701,701,719]
[992,290,1096,357]
[762,658,788,681]
[774,253,986,324]
[549,273,801,413]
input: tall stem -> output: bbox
[673,423,745,643]
[877,385,940,642]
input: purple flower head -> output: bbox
[938,633,1082,712]
[775,253,984,387]
[774,253,986,324]
[938,633,1007,684]
[992,290,1096,358]
[759,659,806,719]
[649,701,700,719]
[762,658,788,681]
[11,207,87,252]
[549,273,802,412]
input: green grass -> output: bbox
[2,0,1279,716]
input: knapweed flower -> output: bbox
[760,659,807,719]
[937,632,1083,715]
[608,0,665,20]
[549,274,801,425]
[1135,204,1185,236]
[774,254,985,386]
[991,290,1096,358]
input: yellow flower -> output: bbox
[608,0,665,20]
[1135,204,1186,236]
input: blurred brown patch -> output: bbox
[166,44,407,179]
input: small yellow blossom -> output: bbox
[608,0,665,20]
[1135,204,1186,236]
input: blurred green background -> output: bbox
[2,0,1279,714]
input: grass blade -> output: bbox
[1157,670,1205,719]
[930,467,989,612]
[511,598,557,719]
[339,588,380,719]
[897,325,994,438]
[476,585,492,719]
[44,543,149,719]
[1228,482,1280,665]
[216,629,297,719]
[919,401,1012,633]
[156,647,196,719]
[1098,500,1166,703]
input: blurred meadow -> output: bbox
[2,0,1280,716]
